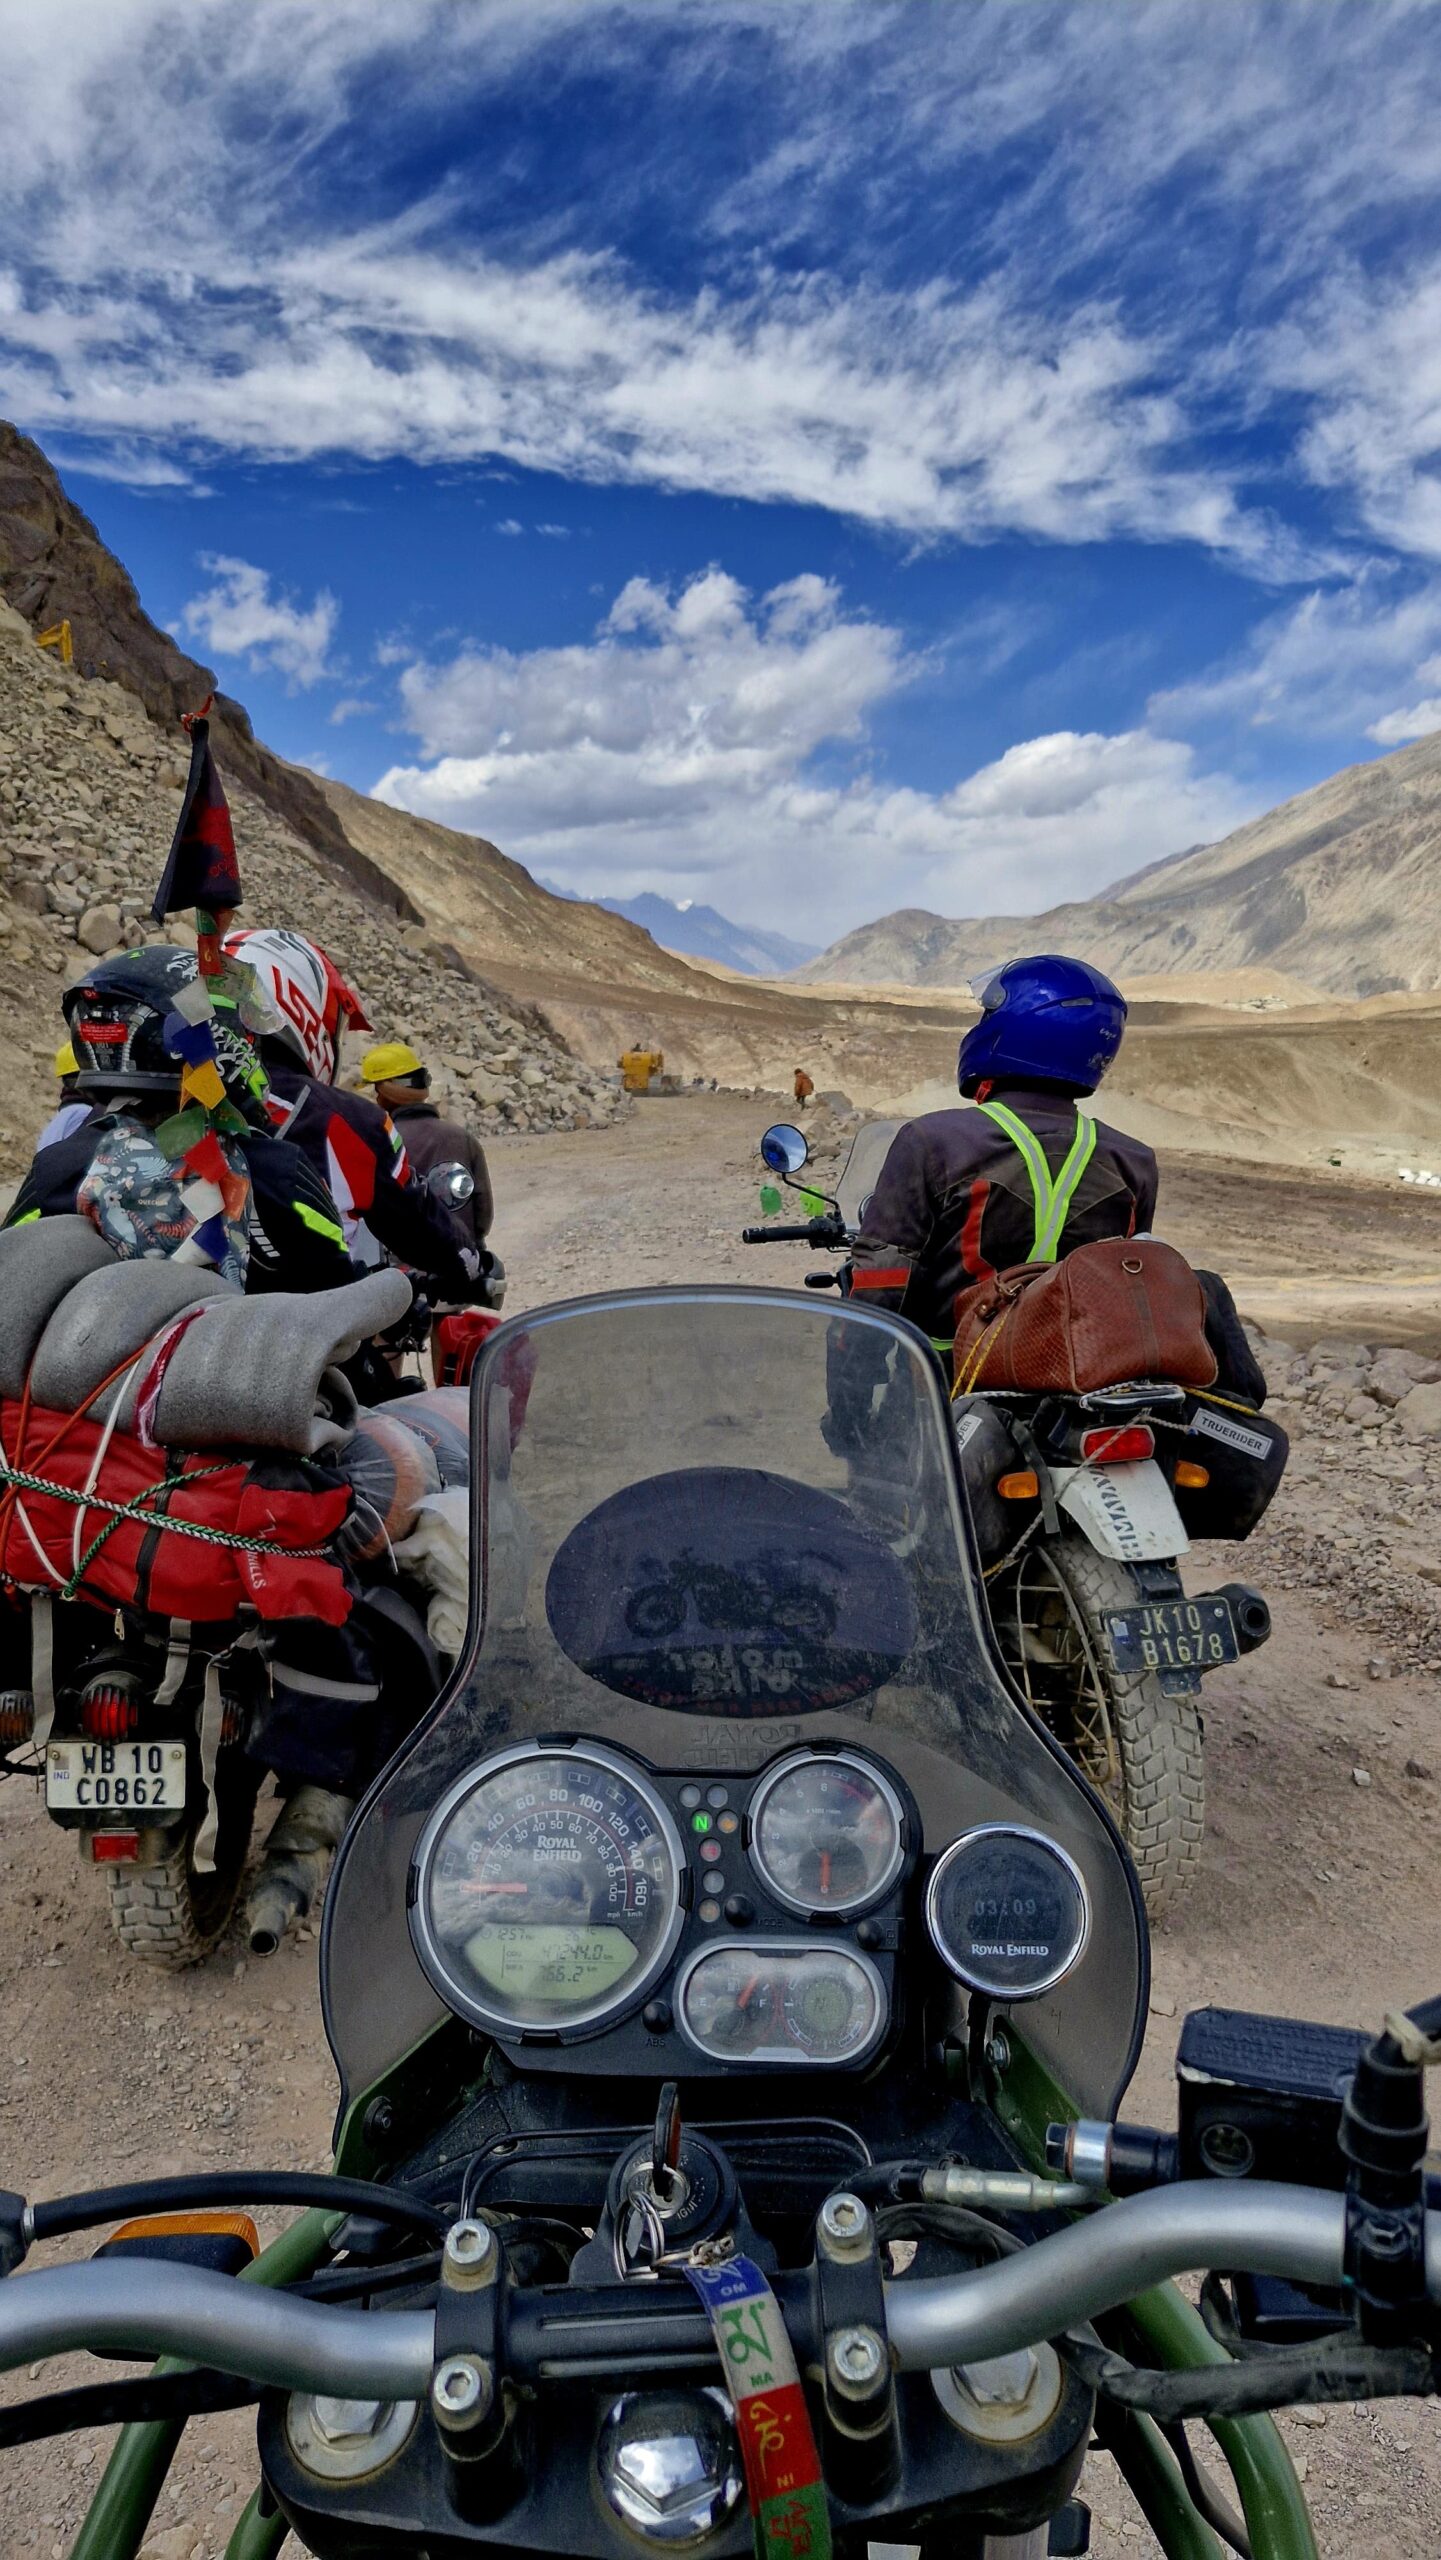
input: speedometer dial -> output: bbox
[409,1743,684,2038]
[748,1750,905,1917]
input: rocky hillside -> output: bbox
[0,596,623,1173]
[0,421,418,918]
[797,731,1441,997]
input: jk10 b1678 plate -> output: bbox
[1103,1596,1238,1675]
[46,1740,187,1812]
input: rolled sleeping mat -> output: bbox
[0,1217,117,1399]
[145,1269,414,1455]
[28,1259,227,1426]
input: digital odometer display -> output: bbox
[925,1825,1091,2002]
[409,1743,684,2037]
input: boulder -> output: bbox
[77,901,123,953]
[1397,1383,1441,1439]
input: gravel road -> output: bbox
[1,1096,1437,2558]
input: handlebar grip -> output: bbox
[741,1223,821,1243]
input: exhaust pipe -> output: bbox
[245,1785,353,1955]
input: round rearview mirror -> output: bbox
[427,1161,476,1206]
[760,1123,810,1176]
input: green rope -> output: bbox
[0,1459,335,1602]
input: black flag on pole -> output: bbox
[150,701,241,923]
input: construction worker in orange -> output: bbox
[793,1065,816,1111]
[618,1040,665,1094]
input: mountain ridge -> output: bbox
[794,737,1441,997]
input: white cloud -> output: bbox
[494,518,524,537]
[536,522,571,538]
[180,554,338,687]
[373,567,1253,937]
[1152,570,1441,740]
[1261,260,1441,562]
[328,694,375,724]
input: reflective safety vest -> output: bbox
[976,1100,1098,1264]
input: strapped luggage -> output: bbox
[951,1235,1218,1395]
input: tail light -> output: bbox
[0,1691,35,1744]
[81,1681,140,1741]
[1079,1424,1155,1464]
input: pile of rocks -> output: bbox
[1238,1322,1441,1677]
[0,596,626,1172]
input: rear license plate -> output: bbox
[1104,1597,1239,1676]
[45,1740,187,1812]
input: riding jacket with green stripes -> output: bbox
[850,1082,1159,1347]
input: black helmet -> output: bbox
[63,946,271,1117]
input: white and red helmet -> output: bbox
[222,927,370,1083]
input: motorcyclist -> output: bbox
[6,947,354,1294]
[221,927,486,1304]
[359,1041,493,1252]
[851,955,1156,1357]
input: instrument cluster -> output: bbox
[409,1738,1089,2077]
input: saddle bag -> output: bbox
[951,1237,1219,1395]
[1165,1391,1290,1541]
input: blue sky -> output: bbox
[4,1,1441,943]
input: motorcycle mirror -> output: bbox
[428,1162,476,1206]
[760,1123,809,1176]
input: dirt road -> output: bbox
[1,1096,1438,2558]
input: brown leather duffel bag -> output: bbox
[951,1236,1219,1395]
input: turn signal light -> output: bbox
[107,2211,260,2258]
[0,1691,34,1744]
[1079,1425,1155,1464]
[1175,1459,1211,1489]
[997,1470,1040,1501]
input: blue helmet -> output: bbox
[957,954,1127,1097]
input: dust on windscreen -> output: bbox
[323,1289,1144,2115]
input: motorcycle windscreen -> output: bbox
[834,1119,906,1230]
[323,1288,1146,2115]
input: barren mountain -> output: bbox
[797,732,1441,997]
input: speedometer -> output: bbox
[748,1750,906,1917]
[409,1742,684,2038]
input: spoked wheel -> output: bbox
[104,1752,261,1968]
[992,1532,1203,1913]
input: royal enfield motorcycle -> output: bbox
[0,1284,1430,2560]
[744,1124,1281,1911]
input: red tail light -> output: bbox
[90,1831,140,1863]
[1079,1424,1155,1464]
[81,1684,139,1740]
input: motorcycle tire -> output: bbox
[104,1756,261,1969]
[993,1531,1203,1913]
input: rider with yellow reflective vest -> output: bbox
[850,955,1157,1356]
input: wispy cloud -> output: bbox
[374,566,1252,936]
[180,554,337,687]
[1152,568,1441,741]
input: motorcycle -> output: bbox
[375,1159,508,1390]
[743,1121,1276,1911]
[3,1281,1433,2560]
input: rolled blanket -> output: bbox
[145,1269,413,1455]
[29,1259,227,1425]
[0,1218,116,1398]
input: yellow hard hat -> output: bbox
[55,1041,78,1080]
[360,1040,425,1084]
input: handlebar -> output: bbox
[741,1221,839,1244]
[4,2186,1437,2401]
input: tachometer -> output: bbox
[748,1750,905,1917]
[409,1742,684,2038]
